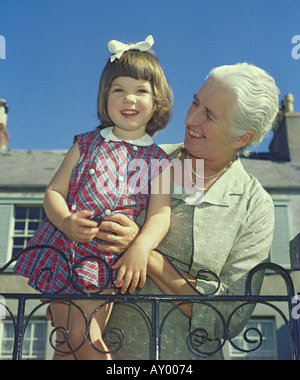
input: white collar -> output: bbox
[100,127,153,146]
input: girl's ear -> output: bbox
[233,130,255,150]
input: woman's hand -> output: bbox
[62,210,99,243]
[96,213,140,254]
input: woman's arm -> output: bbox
[44,142,99,242]
[147,249,196,317]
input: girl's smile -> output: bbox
[107,77,154,140]
[121,109,139,118]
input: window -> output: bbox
[12,206,46,259]
[229,318,278,360]
[0,319,47,360]
[0,201,45,267]
[270,201,291,269]
[0,204,13,267]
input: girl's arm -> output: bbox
[112,170,171,294]
[44,142,99,242]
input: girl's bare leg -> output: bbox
[49,289,115,360]
[50,302,76,360]
[67,289,115,360]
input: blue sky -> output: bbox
[1,0,300,151]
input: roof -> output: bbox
[241,112,300,190]
[241,157,300,190]
[0,149,67,188]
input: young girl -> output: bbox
[14,35,173,360]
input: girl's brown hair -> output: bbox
[97,49,173,136]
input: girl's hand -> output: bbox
[112,244,148,294]
[62,210,100,243]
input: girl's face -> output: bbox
[107,76,154,140]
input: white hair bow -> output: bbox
[108,35,154,62]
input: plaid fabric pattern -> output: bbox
[14,129,170,294]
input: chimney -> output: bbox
[284,94,294,113]
[0,99,10,153]
[269,94,300,161]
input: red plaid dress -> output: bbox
[14,128,170,294]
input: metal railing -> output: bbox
[1,245,300,360]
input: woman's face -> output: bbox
[184,78,238,161]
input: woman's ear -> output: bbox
[233,131,255,150]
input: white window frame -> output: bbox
[270,200,291,269]
[0,318,48,360]
[12,205,46,260]
[0,197,44,270]
[229,318,278,360]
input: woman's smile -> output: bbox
[187,127,205,139]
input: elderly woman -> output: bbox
[95,62,280,360]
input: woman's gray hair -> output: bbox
[207,62,280,156]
